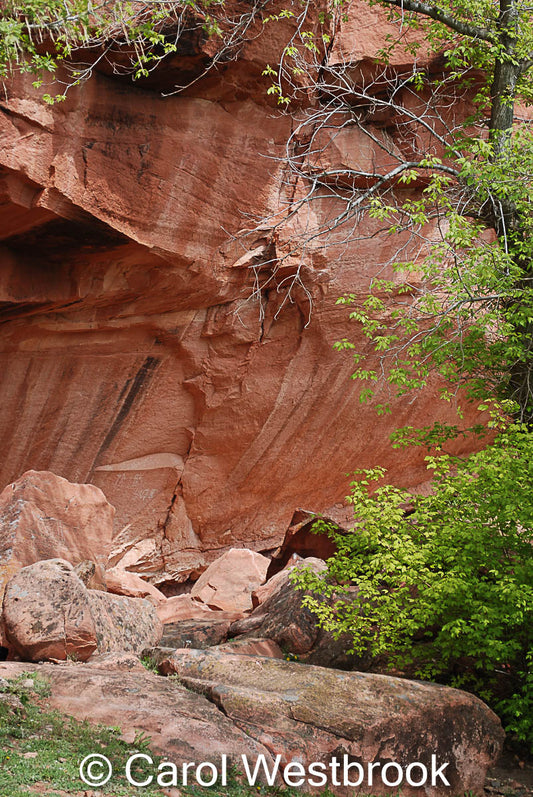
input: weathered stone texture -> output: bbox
[160,648,505,797]
[2,558,162,660]
[0,649,505,797]
[0,470,114,601]
[2,558,97,661]
[0,659,273,767]
[87,590,162,655]
[0,1,485,585]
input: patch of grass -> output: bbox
[0,673,167,796]
[140,653,159,673]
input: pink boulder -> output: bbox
[156,594,242,625]
[191,548,270,613]
[87,591,162,655]
[2,559,162,661]
[0,470,114,602]
[105,567,167,603]
[2,558,97,662]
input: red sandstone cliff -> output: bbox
[0,1,483,587]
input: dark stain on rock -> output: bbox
[96,355,161,462]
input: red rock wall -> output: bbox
[0,1,482,585]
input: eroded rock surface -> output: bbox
[0,470,114,601]
[159,618,231,650]
[2,559,161,660]
[87,590,162,656]
[2,559,97,661]
[74,559,107,591]
[0,1,487,585]
[160,648,505,797]
[0,646,505,797]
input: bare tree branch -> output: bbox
[379,0,495,42]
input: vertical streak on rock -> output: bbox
[93,355,161,466]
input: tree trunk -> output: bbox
[488,0,533,420]
[488,0,521,237]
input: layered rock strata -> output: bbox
[0,1,484,584]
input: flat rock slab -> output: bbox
[0,660,272,769]
[147,637,284,669]
[161,649,505,797]
[0,651,505,797]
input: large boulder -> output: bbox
[0,470,114,602]
[190,548,270,613]
[146,626,286,669]
[87,591,162,655]
[156,594,242,625]
[160,648,505,797]
[230,557,365,669]
[2,559,161,661]
[2,559,97,661]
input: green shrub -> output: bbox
[292,422,533,749]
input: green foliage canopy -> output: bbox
[292,419,533,748]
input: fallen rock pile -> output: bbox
[3,558,161,661]
[0,469,508,796]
